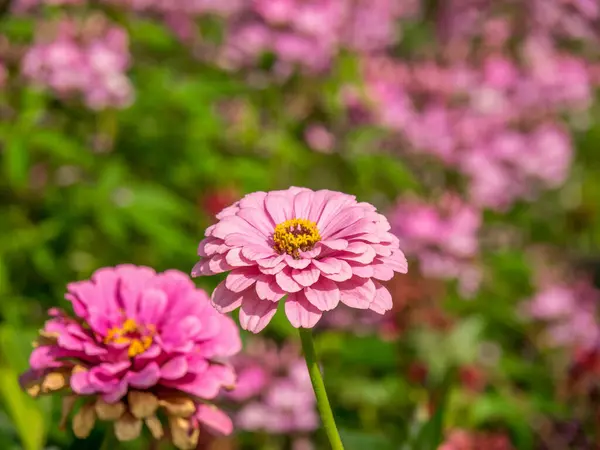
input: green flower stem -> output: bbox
[100,427,117,450]
[298,328,345,450]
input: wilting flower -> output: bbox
[20,265,241,449]
[192,187,408,332]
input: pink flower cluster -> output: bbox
[21,17,133,110]
[362,41,581,209]
[389,194,482,295]
[226,339,318,436]
[526,279,600,349]
[20,265,241,447]
[220,0,418,74]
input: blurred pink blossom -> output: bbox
[390,194,482,295]
[21,17,133,110]
[226,339,319,437]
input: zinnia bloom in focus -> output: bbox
[20,265,241,450]
[192,187,408,332]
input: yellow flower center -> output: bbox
[272,218,321,259]
[104,318,156,358]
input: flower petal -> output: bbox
[211,281,244,313]
[339,278,376,309]
[239,296,278,333]
[369,282,393,315]
[284,292,322,328]
[137,288,168,326]
[225,267,259,293]
[304,278,340,311]
[292,267,320,287]
[275,269,303,293]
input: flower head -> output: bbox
[20,265,241,449]
[192,187,408,332]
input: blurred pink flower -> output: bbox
[21,17,133,110]
[226,339,318,435]
[193,187,408,332]
[390,194,482,295]
[305,124,335,153]
[526,280,600,349]
[20,265,241,448]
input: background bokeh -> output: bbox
[1,1,600,449]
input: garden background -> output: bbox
[1,1,600,449]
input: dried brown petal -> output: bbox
[25,383,41,398]
[128,391,159,419]
[60,396,77,430]
[72,403,97,439]
[158,394,196,418]
[169,416,199,450]
[95,398,125,421]
[41,371,66,393]
[114,412,142,442]
[145,415,164,440]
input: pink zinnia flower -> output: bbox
[20,265,241,449]
[192,187,408,332]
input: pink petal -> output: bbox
[242,245,275,260]
[137,288,167,326]
[292,267,320,287]
[369,282,393,314]
[212,216,263,241]
[312,258,342,274]
[329,218,378,240]
[323,260,353,282]
[386,249,409,274]
[340,245,376,264]
[259,262,287,275]
[224,232,268,248]
[293,190,313,219]
[304,278,340,311]
[208,254,234,274]
[284,292,322,328]
[237,207,275,237]
[257,255,285,268]
[316,193,356,231]
[371,260,395,281]
[195,405,234,436]
[265,192,293,224]
[70,370,96,395]
[225,267,259,293]
[127,362,161,388]
[255,277,286,301]
[284,255,312,269]
[350,264,374,278]
[239,191,267,209]
[319,239,348,250]
[307,190,331,222]
[275,269,303,293]
[320,206,364,238]
[211,281,244,313]
[239,296,279,333]
[161,356,188,380]
[198,237,224,257]
[339,278,376,309]
[225,247,253,267]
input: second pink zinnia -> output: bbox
[192,187,408,332]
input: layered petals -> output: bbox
[193,187,408,331]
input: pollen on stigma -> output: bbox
[104,318,156,358]
[272,218,321,259]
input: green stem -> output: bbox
[298,328,345,450]
[99,427,117,450]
